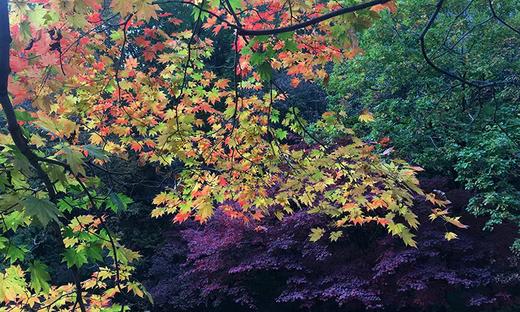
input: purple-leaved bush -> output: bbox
[146,178,520,311]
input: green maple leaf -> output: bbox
[106,193,133,213]
[63,147,86,176]
[3,211,25,232]
[23,196,63,227]
[6,245,28,263]
[29,261,51,294]
[83,144,109,161]
[329,231,343,242]
[309,227,325,242]
[274,129,288,140]
[0,236,8,249]
[63,248,88,268]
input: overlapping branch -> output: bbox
[419,0,519,89]
[158,0,393,36]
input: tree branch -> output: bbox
[236,0,392,36]
[0,0,57,200]
[164,0,392,36]
[488,0,520,36]
[419,0,505,89]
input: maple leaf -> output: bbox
[130,141,142,152]
[377,218,389,226]
[173,212,190,223]
[309,227,325,242]
[444,216,469,229]
[429,208,449,221]
[29,261,50,294]
[444,232,458,241]
[218,177,228,186]
[358,109,374,123]
[111,0,134,17]
[63,147,86,176]
[370,1,398,13]
[135,1,161,22]
[215,79,230,89]
[153,192,170,205]
[151,208,166,218]
[329,231,343,242]
[90,133,104,145]
[196,201,213,223]
[207,88,220,104]
[203,16,217,29]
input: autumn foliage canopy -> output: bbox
[0,0,482,310]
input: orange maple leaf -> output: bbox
[290,77,300,88]
[370,1,397,13]
[173,212,190,223]
[130,141,142,152]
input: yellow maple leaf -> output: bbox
[444,232,458,241]
[152,192,170,205]
[359,109,374,123]
[90,133,104,145]
[151,208,166,218]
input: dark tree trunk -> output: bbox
[0,0,57,200]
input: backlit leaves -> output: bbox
[0,0,469,310]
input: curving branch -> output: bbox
[235,0,392,36]
[159,0,392,36]
[488,0,520,36]
[0,0,57,200]
[419,0,506,89]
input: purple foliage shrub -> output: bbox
[146,178,520,311]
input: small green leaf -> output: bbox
[83,144,109,161]
[3,211,26,232]
[329,230,343,242]
[274,129,288,140]
[6,245,28,263]
[110,30,122,41]
[29,261,51,294]
[106,193,133,213]
[23,196,63,227]
[86,244,104,262]
[309,227,325,242]
[258,62,273,81]
[63,248,88,268]
[250,52,267,66]
[0,236,9,249]
[14,110,35,122]
[63,147,86,176]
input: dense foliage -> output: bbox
[326,0,520,249]
[0,0,518,311]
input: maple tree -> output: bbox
[0,0,468,310]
